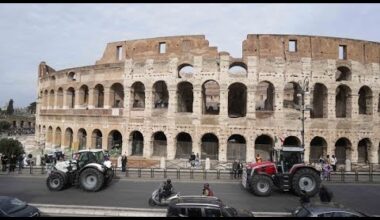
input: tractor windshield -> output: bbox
[93,151,105,163]
[280,151,303,172]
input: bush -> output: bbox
[0,138,24,157]
[0,121,11,132]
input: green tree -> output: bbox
[0,138,24,157]
[6,99,14,115]
[0,121,11,132]
[27,102,37,114]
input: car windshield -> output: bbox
[0,198,27,214]
[293,207,311,217]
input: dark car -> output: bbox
[166,195,252,217]
[292,202,369,217]
[0,196,40,217]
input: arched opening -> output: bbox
[175,132,192,159]
[256,81,275,111]
[110,83,124,108]
[130,131,144,156]
[47,126,53,143]
[283,136,301,147]
[227,135,246,161]
[20,121,24,128]
[12,121,16,128]
[55,127,61,148]
[358,138,371,164]
[77,128,87,150]
[28,122,32,128]
[49,90,55,108]
[152,131,167,157]
[336,66,351,81]
[68,72,76,81]
[311,83,328,118]
[228,83,247,117]
[64,128,73,149]
[177,81,193,113]
[283,82,302,110]
[131,82,145,109]
[108,130,122,155]
[358,86,373,115]
[153,81,168,109]
[202,80,220,115]
[57,88,63,108]
[178,64,194,78]
[228,63,247,75]
[335,138,352,164]
[255,135,274,162]
[67,87,75,109]
[310,137,327,163]
[94,84,104,108]
[91,129,102,149]
[336,85,352,118]
[201,133,219,160]
[79,85,89,108]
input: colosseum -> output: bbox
[35,34,380,169]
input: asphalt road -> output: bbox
[1,175,380,216]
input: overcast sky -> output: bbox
[0,3,379,108]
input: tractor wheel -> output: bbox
[79,168,104,192]
[292,168,321,197]
[46,172,65,191]
[250,175,273,197]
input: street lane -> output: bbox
[1,176,380,215]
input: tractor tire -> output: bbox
[104,169,114,186]
[79,168,104,192]
[292,168,321,197]
[250,175,273,197]
[46,172,65,191]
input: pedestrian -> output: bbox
[18,154,24,172]
[319,184,333,203]
[195,153,200,167]
[232,160,238,179]
[121,154,127,172]
[331,155,337,172]
[45,154,52,175]
[202,183,214,196]
[322,161,331,181]
[189,152,196,167]
[255,154,262,163]
[9,155,17,172]
[1,154,7,172]
[237,161,243,178]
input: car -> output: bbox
[292,202,369,217]
[166,195,253,217]
[0,196,40,217]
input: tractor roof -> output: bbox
[280,146,304,152]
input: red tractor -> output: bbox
[242,146,321,197]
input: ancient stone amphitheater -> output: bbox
[36,34,380,169]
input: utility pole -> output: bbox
[297,77,309,150]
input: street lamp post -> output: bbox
[297,77,309,150]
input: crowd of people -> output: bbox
[318,154,337,181]
[0,153,32,172]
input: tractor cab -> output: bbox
[272,146,304,173]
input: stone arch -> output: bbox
[91,129,103,149]
[227,134,246,161]
[178,63,194,78]
[152,81,168,109]
[130,131,144,156]
[77,128,87,150]
[78,85,89,107]
[110,83,124,108]
[358,86,373,115]
[152,131,167,157]
[47,126,53,144]
[283,82,302,110]
[201,133,219,160]
[57,88,63,108]
[64,128,73,149]
[67,87,75,109]
[49,89,55,108]
[20,121,24,128]
[310,136,328,163]
[108,130,123,155]
[228,82,247,117]
[256,81,275,111]
[336,66,352,81]
[255,135,274,161]
[175,132,192,159]
[94,84,104,108]
[202,80,220,115]
[68,71,76,81]
[335,138,352,164]
[358,138,371,164]
[228,62,247,75]
[55,127,61,148]
[336,85,352,118]
[311,83,328,118]
[177,81,193,113]
[283,136,301,147]
[131,81,145,109]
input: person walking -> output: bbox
[232,160,238,179]
[1,155,8,172]
[237,161,243,178]
[195,153,200,167]
[319,184,333,203]
[189,152,196,167]
[202,183,214,196]
[121,154,127,172]
[9,155,17,172]
[331,155,337,172]
[255,154,262,163]
[18,154,24,173]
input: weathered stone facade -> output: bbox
[36,34,380,167]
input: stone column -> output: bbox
[88,88,95,109]
[168,86,177,117]
[54,91,59,109]
[124,85,131,111]
[328,90,336,119]
[143,133,152,158]
[351,92,359,119]
[247,85,256,119]
[351,139,358,164]
[144,88,153,118]
[193,86,202,118]
[218,135,227,162]
[63,89,68,109]
[103,87,111,109]
[74,89,80,109]
[246,135,255,162]
[166,134,175,160]
[102,133,109,151]
[219,83,228,122]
